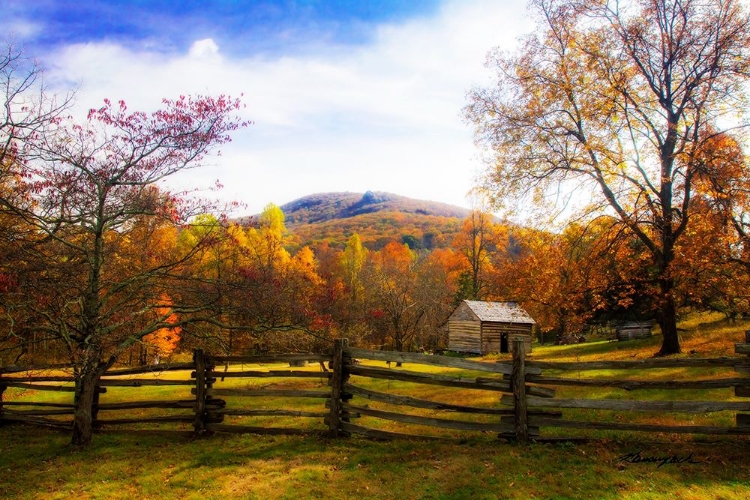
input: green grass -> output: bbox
[1,312,749,499]
[1,426,748,499]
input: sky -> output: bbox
[3,0,532,216]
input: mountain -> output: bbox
[278,191,471,225]
[241,191,472,251]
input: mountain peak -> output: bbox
[236,192,472,250]
[360,190,381,205]
[274,191,470,226]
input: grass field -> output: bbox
[1,312,749,499]
[1,426,749,499]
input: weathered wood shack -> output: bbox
[448,300,535,355]
[615,321,654,341]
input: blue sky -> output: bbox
[4,0,531,215]
[8,1,442,55]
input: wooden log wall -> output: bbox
[615,321,654,341]
[447,319,481,353]
[448,319,532,355]
[481,323,532,354]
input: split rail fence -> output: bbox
[1,338,749,441]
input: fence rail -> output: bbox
[1,339,749,442]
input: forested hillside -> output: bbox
[240,191,470,251]
[279,191,471,224]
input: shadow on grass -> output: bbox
[530,336,663,361]
[2,423,749,500]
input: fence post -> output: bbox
[328,338,348,438]
[193,349,207,435]
[512,338,529,443]
[737,338,750,430]
[205,354,219,425]
[0,380,5,426]
[92,386,101,425]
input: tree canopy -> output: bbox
[465,0,750,354]
[0,41,248,445]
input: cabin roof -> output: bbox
[462,300,536,325]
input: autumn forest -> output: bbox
[1,0,749,448]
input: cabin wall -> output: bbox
[448,319,482,353]
[616,322,653,341]
[447,302,535,355]
[449,319,533,355]
[481,322,532,355]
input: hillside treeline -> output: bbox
[6,195,746,366]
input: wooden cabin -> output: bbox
[615,321,654,341]
[448,300,535,355]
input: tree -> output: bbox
[674,132,750,317]
[336,233,369,339]
[0,43,71,171]
[362,242,439,354]
[672,196,749,317]
[465,0,750,354]
[175,214,245,353]
[201,207,331,354]
[342,233,367,302]
[0,44,72,364]
[494,227,591,342]
[2,95,246,446]
[416,250,458,349]
[451,211,501,301]
[141,294,181,364]
[493,220,659,343]
[693,132,750,270]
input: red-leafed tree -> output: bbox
[1,86,247,445]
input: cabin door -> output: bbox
[500,333,509,353]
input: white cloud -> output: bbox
[7,18,42,40]
[41,0,531,215]
[189,38,220,58]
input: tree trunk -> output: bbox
[657,278,681,356]
[394,334,404,367]
[71,370,101,447]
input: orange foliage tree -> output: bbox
[465,0,750,355]
[492,220,658,343]
[451,211,506,301]
[141,294,181,364]
[361,242,452,352]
